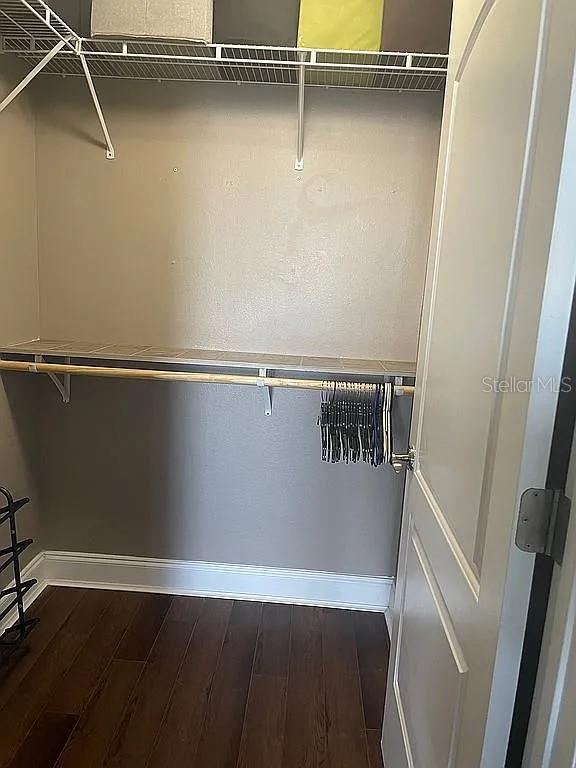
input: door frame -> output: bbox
[480,5,576,762]
[522,437,576,768]
[514,48,576,768]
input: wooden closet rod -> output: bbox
[0,359,415,396]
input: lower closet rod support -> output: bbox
[0,359,415,396]
[257,368,273,415]
[34,355,70,404]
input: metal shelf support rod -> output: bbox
[0,358,415,396]
[80,53,116,159]
[0,37,67,114]
[295,51,307,171]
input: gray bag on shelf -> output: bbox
[91,0,213,43]
[381,0,452,54]
[213,0,300,47]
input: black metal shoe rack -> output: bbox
[0,487,38,646]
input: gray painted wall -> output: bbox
[0,59,42,581]
[34,80,441,361]
[38,378,411,575]
[29,77,441,577]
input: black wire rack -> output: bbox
[0,487,39,647]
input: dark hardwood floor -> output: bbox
[0,587,390,768]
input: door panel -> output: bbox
[419,0,541,571]
[383,0,576,765]
[411,476,478,620]
[396,533,468,768]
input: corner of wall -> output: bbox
[32,78,41,341]
[0,55,44,579]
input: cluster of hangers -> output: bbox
[318,381,394,465]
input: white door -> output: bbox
[382,0,576,766]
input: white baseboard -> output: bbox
[1,551,394,616]
[0,552,47,635]
[40,551,394,612]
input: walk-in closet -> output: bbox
[1,0,575,766]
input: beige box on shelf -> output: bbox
[91,0,213,43]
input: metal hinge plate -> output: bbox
[515,488,571,565]
[391,446,416,474]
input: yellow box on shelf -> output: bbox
[297,0,385,87]
[297,0,385,50]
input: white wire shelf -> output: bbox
[0,0,75,44]
[0,0,447,165]
[0,1,447,91]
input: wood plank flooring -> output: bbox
[0,588,389,768]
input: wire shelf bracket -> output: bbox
[295,51,306,171]
[0,36,67,112]
[0,1,115,158]
[80,53,115,159]
[34,354,71,403]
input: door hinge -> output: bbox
[392,446,416,474]
[515,488,571,565]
